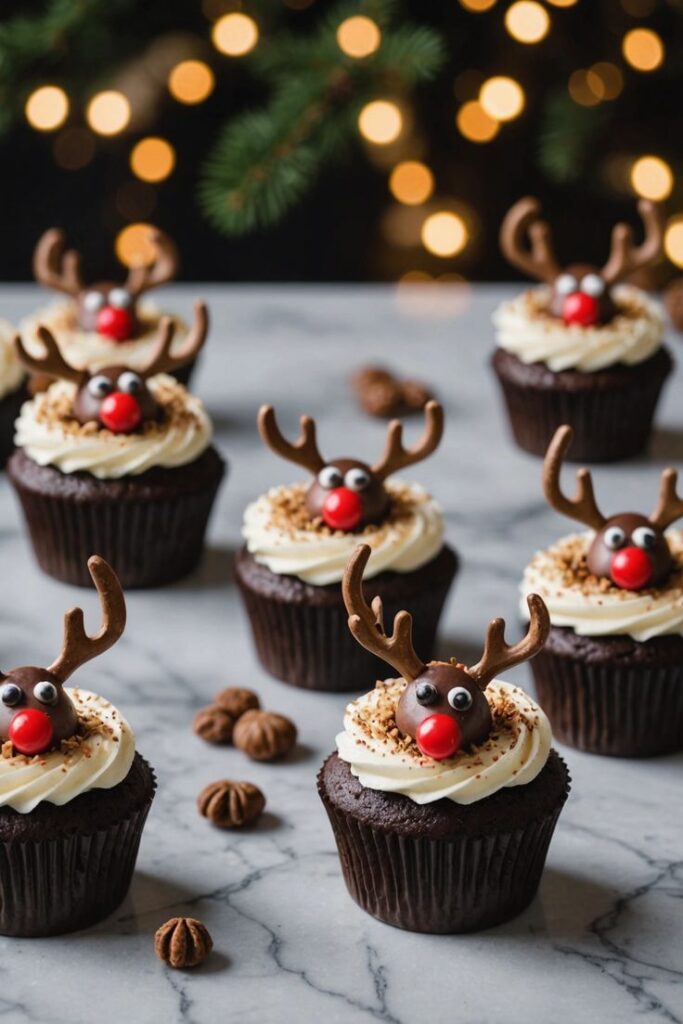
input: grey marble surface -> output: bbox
[0,283,681,1024]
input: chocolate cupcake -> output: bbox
[21,227,198,387]
[0,557,155,937]
[492,197,672,462]
[235,402,457,692]
[318,545,569,933]
[0,319,26,466]
[8,302,224,588]
[521,425,683,756]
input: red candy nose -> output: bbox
[96,305,135,341]
[610,547,652,590]
[322,487,363,531]
[9,709,54,756]
[563,292,599,327]
[416,714,461,761]
[99,392,142,434]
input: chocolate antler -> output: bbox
[49,556,126,681]
[140,300,208,379]
[125,229,179,297]
[499,197,561,284]
[258,405,326,474]
[468,595,550,689]
[651,469,683,531]
[601,200,663,286]
[542,425,606,529]
[15,326,86,386]
[33,228,84,298]
[372,400,444,482]
[342,545,425,682]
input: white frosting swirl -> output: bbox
[243,481,444,585]
[336,679,551,805]
[20,300,189,374]
[521,530,683,642]
[14,373,212,479]
[0,689,135,813]
[493,285,663,372]
[0,318,24,400]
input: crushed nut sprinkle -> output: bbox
[265,481,429,539]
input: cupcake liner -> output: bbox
[491,346,673,462]
[0,384,27,468]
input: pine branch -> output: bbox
[538,92,610,184]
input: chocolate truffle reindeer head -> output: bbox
[0,557,125,756]
[543,425,683,590]
[500,197,663,327]
[34,227,178,342]
[257,401,443,532]
[343,545,550,760]
[16,301,207,435]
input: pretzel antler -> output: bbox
[650,469,683,531]
[468,594,550,690]
[372,400,444,482]
[33,228,84,298]
[125,229,179,297]
[499,197,561,284]
[140,301,208,380]
[15,326,87,386]
[601,200,663,286]
[257,405,326,475]
[542,426,606,530]
[49,556,126,682]
[342,545,425,682]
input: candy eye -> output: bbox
[83,291,105,313]
[555,274,578,296]
[1,683,22,707]
[116,371,142,394]
[107,288,132,309]
[447,686,473,712]
[318,466,343,489]
[33,681,58,705]
[604,525,626,550]
[580,274,605,297]
[88,375,114,398]
[345,467,371,492]
[632,526,657,550]
[415,682,439,706]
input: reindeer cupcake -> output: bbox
[317,544,569,934]
[8,303,224,588]
[521,425,683,756]
[492,197,671,461]
[235,401,457,691]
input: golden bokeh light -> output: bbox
[168,60,215,104]
[86,90,131,136]
[479,77,525,121]
[421,212,468,258]
[504,1,550,44]
[336,16,381,58]
[115,223,158,269]
[664,217,683,269]
[630,156,673,201]
[389,161,434,205]
[590,62,623,100]
[130,137,176,183]
[568,69,604,106]
[459,0,497,10]
[358,101,402,144]
[622,28,664,72]
[25,86,69,131]
[545,0,578,5]
[212,13,259,56]
[456,100,499,142]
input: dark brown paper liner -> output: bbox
[235,547,458,692]
[491,346,673,462]
[0,384,27,468]
[318,775,565,934]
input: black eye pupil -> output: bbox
[1,684,21,707]
[415,682,438,705]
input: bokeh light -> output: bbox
[630,156,673,201]
[86,90,131,136]
[459,0,497,10]
[457,100,499,142]
[53,128,95,170]
[337,16,381,58]
[389,162,434,205]
[479,77,525,121]
[664,217,683,269]
[168,60,215,104]
[421,212,468,257]
[568,69,604,106]
[358,101,403,144]
[115,223,158,268]
[130,137,176,183]
[504,2,550,44]
[545,0,578,5]
[590,62,623,100]
[212,13,259,56]
[25,86,69,131]
[622,28,664,72]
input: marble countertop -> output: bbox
[0,283,681,1024]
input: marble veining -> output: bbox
[0,284,681,1024]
